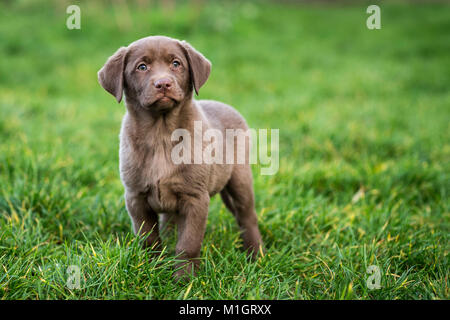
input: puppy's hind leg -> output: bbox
[220,165,263,259]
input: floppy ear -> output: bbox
[179,41,211,95]
[98,47,127,103]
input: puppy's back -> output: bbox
[197,100,249,133]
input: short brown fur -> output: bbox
[98,36,263,280]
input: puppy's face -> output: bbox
[98,36,211,113]
[125,38,190,111]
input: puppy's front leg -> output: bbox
[125,191,161,250]
[174,193,209,281]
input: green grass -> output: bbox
[0,0,449,299]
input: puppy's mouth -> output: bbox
[156,96,176,104]
[144,94,179,110]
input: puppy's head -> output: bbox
[98,36,211,112]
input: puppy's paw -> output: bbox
[245,243,265,261]
[173,261,197,283]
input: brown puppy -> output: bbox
[98,36,262,280]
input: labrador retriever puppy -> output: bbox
[98,36,262,280]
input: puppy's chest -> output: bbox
[121,138,178,213]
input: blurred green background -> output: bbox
[0,0,448,299]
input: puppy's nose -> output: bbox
[154,78,172,91]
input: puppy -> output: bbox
[98,36,262,280]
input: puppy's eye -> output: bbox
[137,64,147,71]
[172,60,181,68]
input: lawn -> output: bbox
[0,0,448,299]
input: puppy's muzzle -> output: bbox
[154,78,173,93]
